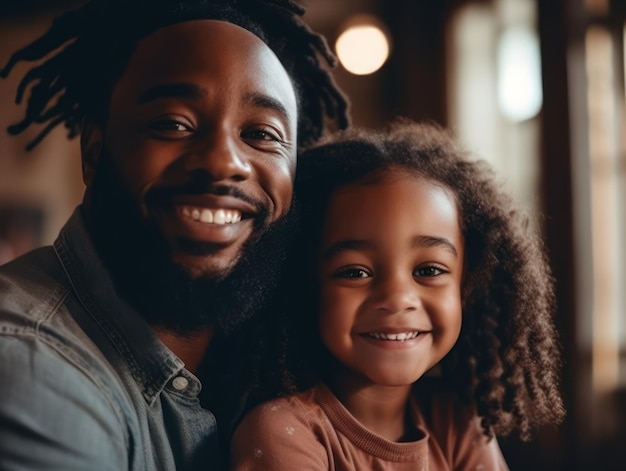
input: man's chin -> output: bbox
[171,247,241,281]
[87,146,294,336]
[145,214,293,336]
[93,211,294,335]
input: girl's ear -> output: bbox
[80,120,103,187]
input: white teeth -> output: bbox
[367,331,421,341]
[214,209,225,224]
[199,209,214,223]
[181,207,243,225]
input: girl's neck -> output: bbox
[325,373,416,442]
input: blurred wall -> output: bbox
[0,4,83,257]
[2,1,625,470]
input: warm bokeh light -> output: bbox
[335,16,390,76]
[497,25,543,122]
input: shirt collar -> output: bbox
[53,206,197,404]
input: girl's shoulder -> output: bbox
[245,387,320,421]
[230,386,332,470]
[411,378,510,470]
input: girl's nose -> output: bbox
[369,273,421,314]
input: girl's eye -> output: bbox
[334,267,371,279]
[156,122,187,131]
[150,119,193,135]
[413,265,447,277]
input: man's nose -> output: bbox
[370,273,421,314]
[184,129,252,182]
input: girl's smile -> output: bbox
[317,168,465,389]
[358,329,432,351]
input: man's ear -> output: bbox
[80,120,103,187]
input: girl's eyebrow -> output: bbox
[321,240,369,261]
[321,235,459,260]
[411,235,458,257]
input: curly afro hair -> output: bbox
[266,118,565,442]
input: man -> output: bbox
[0,0,349,469]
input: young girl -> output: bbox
[230,120,565,470]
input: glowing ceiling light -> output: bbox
[497,25,543,122]
[335,15,390,76]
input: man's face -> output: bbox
[83,20,298,280]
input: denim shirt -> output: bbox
[0,207,218,470]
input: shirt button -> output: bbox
[172,376,189,391]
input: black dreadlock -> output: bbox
[1,0,350,150]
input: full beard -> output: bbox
[86,148,294,336]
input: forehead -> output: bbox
[322,172,462,246]
[110,19,297,116]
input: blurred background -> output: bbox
[1,0,625,469]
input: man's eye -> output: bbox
[413,265,447,277]
[334,267,370,279]
[243,128,282,142]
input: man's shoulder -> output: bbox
[0,246,79,343]
[0,246,127,409]
[0,250,136,467]
[0,314,132,469]
[0,246,69,317]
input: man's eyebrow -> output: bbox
[138,84,207,104]
[243,92,291,122]
[321,240,370,261]
[412,235,458,257]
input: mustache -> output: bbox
[145,179,265,212]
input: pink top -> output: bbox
[230,383,509,470]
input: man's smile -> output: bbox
[180,206,243,224]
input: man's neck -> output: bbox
[153,327,214,374]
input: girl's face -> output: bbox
[317,170,464,388]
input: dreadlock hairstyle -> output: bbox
[1,0,350,151]
[269,118,565,442]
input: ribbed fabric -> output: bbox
[314,384,428,463]
[230,382,510,470]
